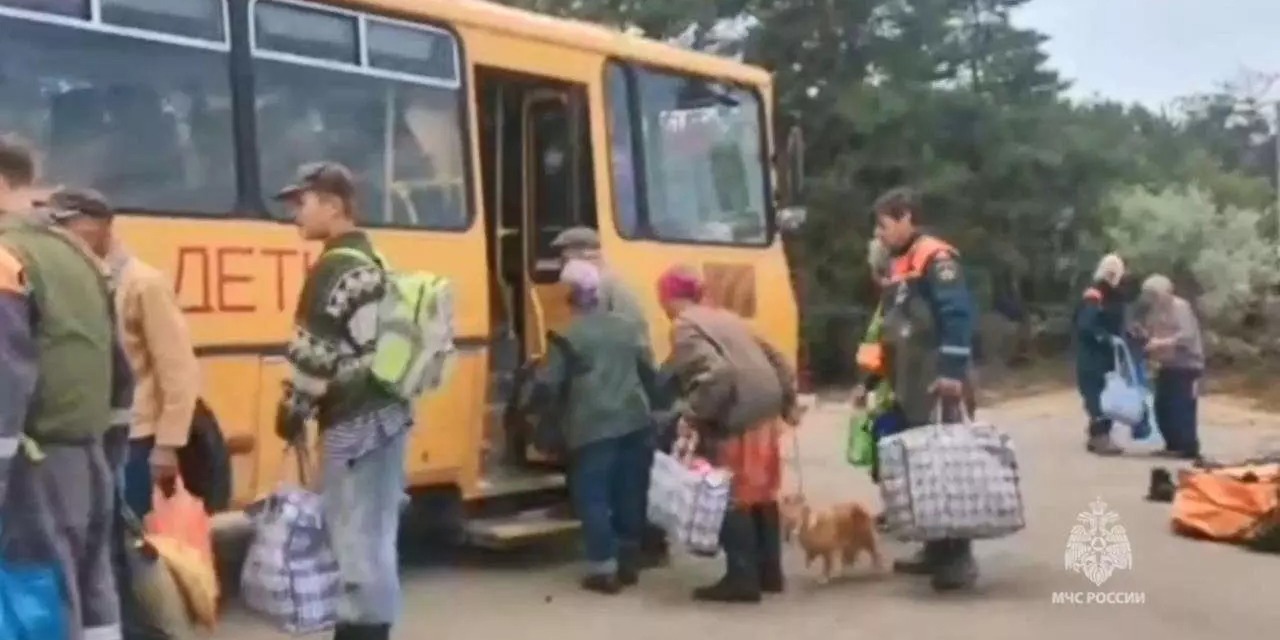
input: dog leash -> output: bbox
[787,419,805,498]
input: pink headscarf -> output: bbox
[657,264,704,306]
[560,258,602,309]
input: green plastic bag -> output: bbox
[845,412,875,468]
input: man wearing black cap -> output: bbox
[48,188,199,518]
[273,162,410,640]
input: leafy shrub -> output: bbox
[1105,184,1280,327]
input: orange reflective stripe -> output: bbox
[889,235,957,281]
[0,245,25,295]
[856,342,884,374]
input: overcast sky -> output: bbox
[1013,0,1280,108]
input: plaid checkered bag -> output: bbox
[647,435,733,556]
[877,411,1025,542]
[240,450,341,635]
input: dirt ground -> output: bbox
[213,390,1280,640]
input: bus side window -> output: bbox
[101,86,185,203]
[251,2,468,230]
[605,64,640,238]
[0,10,236,215]
[0,0,86,18]
[49,88,109,187]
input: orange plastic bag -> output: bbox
[855,342,884,375]
[144,478,219,628]
[145,478,214,563]
[1171,464,1280,543]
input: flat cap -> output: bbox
[549,226,601,250]
[45,187,113,222]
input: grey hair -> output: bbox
[1141,274,1174,296]
[1093,253,1125,285]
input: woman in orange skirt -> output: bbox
[657,266,796,604]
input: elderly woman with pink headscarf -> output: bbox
[656,265,797,604]
[522,259,659,595]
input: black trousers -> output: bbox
[1154,368,1201,456]
[718,503,783,590]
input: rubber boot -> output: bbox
[754,503,785,594]
[639,523,670,569]
[1146,467,1175,503]
[931,539,978,592]
[692,508,762,603]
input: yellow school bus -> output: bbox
[0,0,803,543]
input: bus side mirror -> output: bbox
[777,124,807,233]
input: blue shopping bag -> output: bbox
[1121,335,1164,444]
[872,410,907,440]
[0,555,67,640]
[1124,335,1153,441]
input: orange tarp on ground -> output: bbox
[1171,464,1280,543]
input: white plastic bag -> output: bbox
[1101,337,1146,427]
[646,442,733,556]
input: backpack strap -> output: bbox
[324,246,390,272]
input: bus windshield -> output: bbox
[631,67,768,245]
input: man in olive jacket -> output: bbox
[0,136,129,640]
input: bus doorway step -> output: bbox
[463,507,581,550]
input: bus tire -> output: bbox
[179,399,233,514]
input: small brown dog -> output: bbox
[795,501,884,583]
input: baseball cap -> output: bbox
[549,226,601,250]
[273,162,356,201]
[45,187,113,222]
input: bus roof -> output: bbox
[366,0,774,87]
